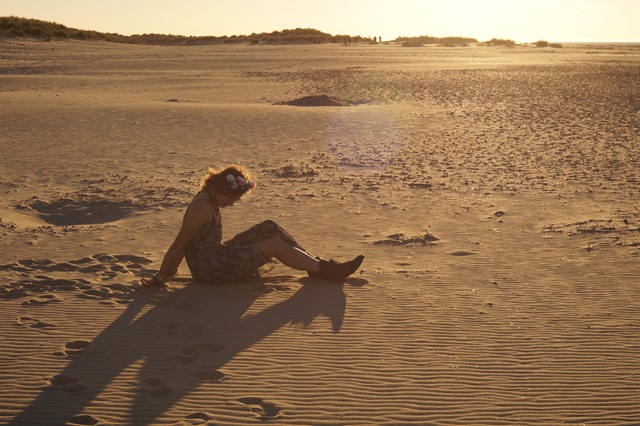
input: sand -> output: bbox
[1,39,639,425]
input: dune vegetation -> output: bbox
[396,35,478,47]
[1,16,548,47]
[0,16,374,45]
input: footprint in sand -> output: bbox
[67,414,100,425]
[450,250,477,256]
[31,275,84,292]
[46,262,80,272]
[174,343,225,364]
[171,299,202,311]
[49,374,86,394]
[36,278,85,291]
[195,369,228,383]
[161,321,182,335]
[197,342,225,353]
[175,345,201,364]
[0,284,31,299]
[79,288,114,300]
[141,377,174,397]
[182,323,206,338]
[113,254,153,266]
[53,340,92,357]
[87,254,153,276]
[1,278,87,303]
[69,257,94,266]
[79,263,109,274]
[18,316,55,328]
[162,322,207,338]
[78,282,140,304]
[184,412,213,422]
[148,295,171,306]
[22,294,61,306]
[238,397,282,421]
[4,254,151,279]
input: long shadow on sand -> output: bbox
[9,278,350,425]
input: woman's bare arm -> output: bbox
[141,200,215,286]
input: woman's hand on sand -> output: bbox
[139,276,162,287]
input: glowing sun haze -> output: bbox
[2,0,638,42]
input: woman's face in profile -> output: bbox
[217,192,242,207]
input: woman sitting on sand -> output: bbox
[141,165,364,287]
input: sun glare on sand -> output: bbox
[326,109,404,173]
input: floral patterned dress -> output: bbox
[184,192,305,284]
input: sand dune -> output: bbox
[1,39,639,425]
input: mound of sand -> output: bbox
[277,95,346,106]
[373,232,439,246]
[19,197,140,226]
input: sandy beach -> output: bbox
[1,39,639,425]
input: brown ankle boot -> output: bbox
[308,255,364,283]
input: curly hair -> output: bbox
[200,165,255,196]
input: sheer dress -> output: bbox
[184,192,305,284]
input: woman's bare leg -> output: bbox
[254,236,320,272]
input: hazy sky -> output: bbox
[3,0,639,42]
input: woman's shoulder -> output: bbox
[186,192,217,222]
[190,191,210,205]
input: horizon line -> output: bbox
[3,15,639,45]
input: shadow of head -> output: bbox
[284,280,348,332]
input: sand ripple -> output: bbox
[1,40,639,425]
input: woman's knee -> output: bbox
[256,219,285,236]
[253,235,283,257]
[259,219,279,230]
